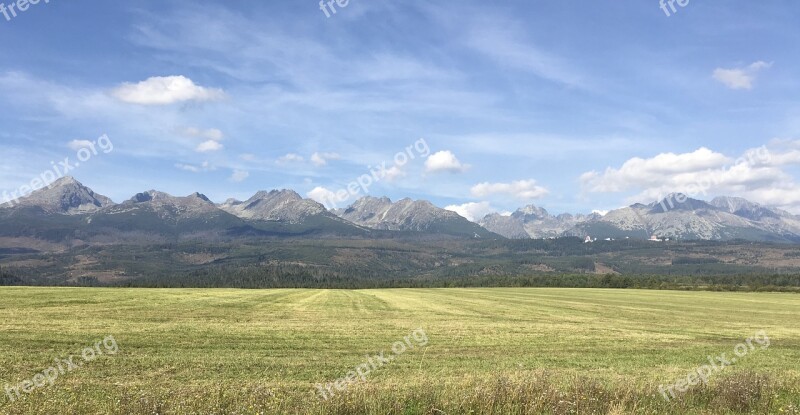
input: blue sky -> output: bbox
[1,0,799,220]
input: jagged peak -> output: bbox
[50,176,80,187]
[513,204,550,219]
[129,190,174,203]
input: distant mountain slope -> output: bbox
[570,195,800,242]
[0,178,367,240]
[483,195,800,242]
[480,205,598,239]
[479,213,529,239]
[219,190,367,236]
[337,196,498,238]
[86,190,245,234]
[220,190,328,223]
[0,176,114,215]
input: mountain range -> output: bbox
[2,177,800,244]
[480,194,800,243]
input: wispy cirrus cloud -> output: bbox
[229,169,249,182]
[176,161,215,173]
[466,27,585,88]
[179,127,224,141]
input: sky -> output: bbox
[1,0,800,220]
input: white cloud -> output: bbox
[758,140,800,166]
[180,127,224,141]
[195,140,224,152]
[67,140,93,151]
[580,148,731,193]
[307,186,338,208]
[580,144,800,210]
[471,179,549,200]
[111,75,224,105]
[425,150,469,173]
[239,153,257,161]
[713,61,772,90]
[384,165,406,181]
[229,169,249,182]
[310,152,341,167]
[444,201,496,222]
[277,153,304,164]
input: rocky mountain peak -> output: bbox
[513,204,550,219]
[6,176,114,215]
[220,189,326,223]
[129,190,175,203]
[336,196,495,237]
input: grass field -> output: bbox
[0,288,799,414]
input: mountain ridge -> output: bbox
[2,177,799,242]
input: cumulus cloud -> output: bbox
[444,201,496,222]
[580,143,800,210]
[307,186,338,208]
[425,150,469,173]
[471,179,549,200]
[758,139,800,166]
[229,170,249,182]
[580,148,731,193]
[195,140,224,152]
[111,75,224,105]
[67,140,93,151]
[713,61,772,90]
[310,152,341,167]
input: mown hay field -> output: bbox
[1,287,799,414]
